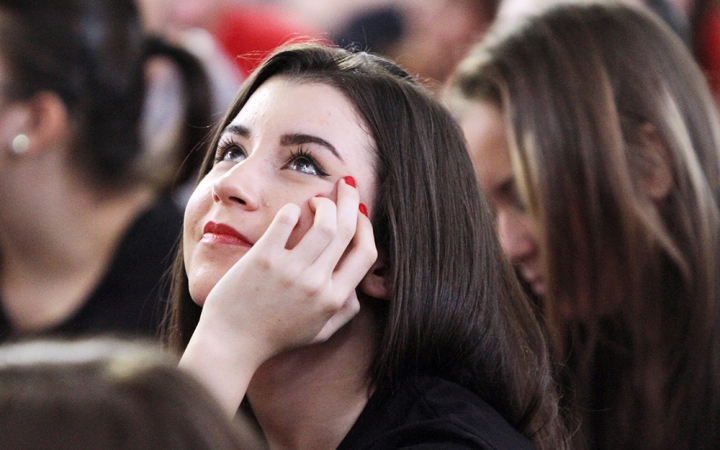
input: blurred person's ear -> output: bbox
[638,122,673,202]
[359,259,390,300]
[2,92,69,157]
[23,92,70,155]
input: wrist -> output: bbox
[179,318,263,417]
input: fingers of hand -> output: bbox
[333,209,378,289]
[312,177,361,272]
[227,177,369,353]
[291,196,338,265]
[253,203,301,255]
[313,292,361,343]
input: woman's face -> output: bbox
[459,100,546,297]
[184,77,377,305]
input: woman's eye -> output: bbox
[498,180,527,212]
[509,192,527,213]
[215,140,246,164]
[284,149,329,177]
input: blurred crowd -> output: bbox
[0,0,719,449]
[136,0,720,94]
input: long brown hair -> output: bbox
[163,43,569,448]
[448,3,720,449]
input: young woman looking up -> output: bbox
[447,3,720,449]
[166,44,569,449]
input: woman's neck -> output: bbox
[0,170,155,333]
[247,304,380,450]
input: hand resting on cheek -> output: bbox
[179,177,377,415]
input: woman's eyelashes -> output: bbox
[215,137,246,164]
[214,137,330,178]
[283,147,330,177]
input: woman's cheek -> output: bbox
[183,181,220,306]
[184,179,212,223]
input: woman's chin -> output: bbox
[186,263,233,307]
[188,279,217,307]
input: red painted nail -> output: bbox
[344,176,356,188]
[359,203,368,217]
[315,194,323,198]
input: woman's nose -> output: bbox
[496,209,538,264]
[211,163,261,210]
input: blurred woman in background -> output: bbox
[447,3,720,449]
[0,0,211,340]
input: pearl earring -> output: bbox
[11,134,29,155]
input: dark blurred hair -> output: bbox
[163,43,569,449]
[0,338,259,450]
[143,36,213,192]
[448,3,720,449]
[0,0,211,190]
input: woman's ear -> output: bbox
[358,259,391,300]
[637,122,673,201]
[2,92,69,157]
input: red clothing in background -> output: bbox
[697,4,720,99]
[214,4,325,78]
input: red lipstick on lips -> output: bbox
[202,221,253,247]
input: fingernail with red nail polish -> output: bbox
[359,203,368,217]
[344,176,356,188]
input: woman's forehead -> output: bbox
[231,78,373,147]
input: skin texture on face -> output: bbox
[459,100,546,297]
[184,77,377,305]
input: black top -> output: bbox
[337,375,535,450]
[0,196,182,341]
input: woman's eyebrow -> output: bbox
[281,133,344,162]
[220,126,344,162]
[222,124,250,137]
